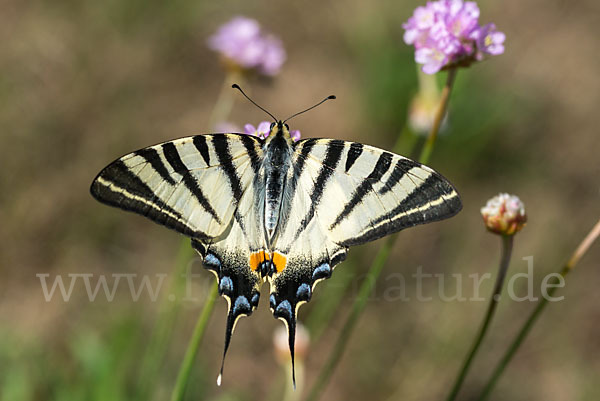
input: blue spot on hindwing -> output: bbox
[204,253,221,270]
[312,263,331,281]
[219,276,233,295]
[275,300,292,321]
[233,295,251,315]
[251,292,260,308]
[296,283,311,301]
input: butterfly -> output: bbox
[90,86,462,386]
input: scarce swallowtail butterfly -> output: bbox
[90,85,462,387]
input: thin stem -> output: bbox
[419,68,457,165]
[305,259,357,342]
[445,235,514,401]
[478,218,600,400]
[303,237,395,401]
[170,281,219,401]
[208,71,242,130]
[135,240,195,401]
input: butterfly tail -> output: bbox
[288,316,297,389]
[217,310,236,386]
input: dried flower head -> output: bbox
[403,0,505,74]
[273,323,309,364]
[208,16,286,76]
[481,193,527,236]
[243,121,301,141]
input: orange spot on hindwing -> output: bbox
[249,251,269,272]
[272,252,287,273]
[248,251,287,274]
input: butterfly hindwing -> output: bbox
[267,138,461,370]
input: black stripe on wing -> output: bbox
[90,160,201,238]
[213,135,244,202]
[330,151,393,229]
[379,158,421,195]
[288,138,317,200]
[274,138,317,240]
[239,134,262,173]
[295,139,345,235]
[192,135,211,166]
[345,142,363,172]
[162,142,222,224]
[340,172,462,247]
[134,148,177,185]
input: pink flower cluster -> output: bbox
[208,17,286,76]
[244,121,301,141]
[403,0,505,74]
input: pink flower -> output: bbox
[243,121,301,141]
[208,17,286,76]
[244,121,271,139]
[290,130,301,142]
[471,23,505,60]
[403,0,505,74]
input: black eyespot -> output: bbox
[284,123,289,130]
[270,122,276,130]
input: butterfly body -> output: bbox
[90,119,462,385]
[262,122,294,245]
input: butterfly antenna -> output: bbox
[283,95,336,124]
[232,84,277,121]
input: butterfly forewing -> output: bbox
[292,138,461,247]
[90,134,263,240]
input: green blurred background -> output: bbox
[1,0,599,400]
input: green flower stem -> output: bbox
[478,218,600,401]
[135,242,195,401]
[208,71,242,130]
[445,234,514,401]
[170,280,219,401]
[419,67,457,165]
[303,68,458,401]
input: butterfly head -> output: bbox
[269,121,291,140]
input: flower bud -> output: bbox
[481,193,527,236]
